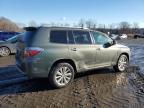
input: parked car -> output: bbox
[134,34,144,38]
[16,27,130,88]
[0,31,20,41]
[109,34,121,40]
[119,34,127,39]
[0,33,23,57]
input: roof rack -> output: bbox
[23,26,90,30]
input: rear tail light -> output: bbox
[24,47,44,57]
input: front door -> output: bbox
[91,31,117,67]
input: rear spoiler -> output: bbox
[23,27,37,31]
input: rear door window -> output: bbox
[68,31,75,44]
[73,30,92,44]
[50,30,67,44]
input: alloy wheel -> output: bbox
[118,55,128,71]
[0,47,10,57]
[55,66,72,86]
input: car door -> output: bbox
[91,31,118,67]
[68,30,96,71]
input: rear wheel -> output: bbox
[113,54,129,72]
[134,35,138,39]
[0,47,10,57]
[49,63,74,88]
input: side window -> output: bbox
[68,31,74,44]
[92,31,113,45]
[73,31,92,44]
[50,30,67,44]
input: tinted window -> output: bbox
[73,31,92,44]
[68,31,74,44]
[23,31,36,46]
[92,31,113,45]
[50,31,67,44]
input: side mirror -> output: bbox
[113,40,117,45]
[103,42,112,48]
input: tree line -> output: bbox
[0,17,22,32]
[29,18,141,34]
[0,17,142,34]
[77,19,140,34]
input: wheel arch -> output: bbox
[48,59,77,76]
[117,52,129,63]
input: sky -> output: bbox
[0,0,144,27]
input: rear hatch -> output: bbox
[15,27,38,67]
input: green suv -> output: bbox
[16,27,130,88]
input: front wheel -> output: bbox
[49,63,75,88]
[0,47,10,57]
[113,54,129,72]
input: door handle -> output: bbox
[71,48,77,51]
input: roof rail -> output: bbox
[39,25,89,29]
[23,27,37,31]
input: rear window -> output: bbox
[50,30,67,44]
[23,31,36,46]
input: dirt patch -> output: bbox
[0,66,144,108]
[0,55,15,67]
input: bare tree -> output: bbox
[132,22,139,34]
[86,19,93,29]
[119,22,130,29]
[64,23,70,27]
[78,19,85,28]
[133,22,139,29]
[17,23,26,28]
[119,21,131,34]
[93,22,97,29]
[0,17,21,32]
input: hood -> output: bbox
[115,44,129,49]
[0,40,4,43]
[0,40,9,45]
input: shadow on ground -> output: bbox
[0,66,116,95]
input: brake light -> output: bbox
[24,47,44,57]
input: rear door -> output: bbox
[68,30,96,71]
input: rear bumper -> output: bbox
[16,61,49,79]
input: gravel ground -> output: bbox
[0,39,144,108]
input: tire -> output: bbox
[49,63,75,88]
[0,47,10,57]
[134,35,137,39]
[113,54,129,72]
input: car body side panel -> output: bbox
[23,43,69,78]
[68,44,96,72]
[111,44,131,65]
[94,44,118,67]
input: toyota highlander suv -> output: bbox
[16,27,130,88]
